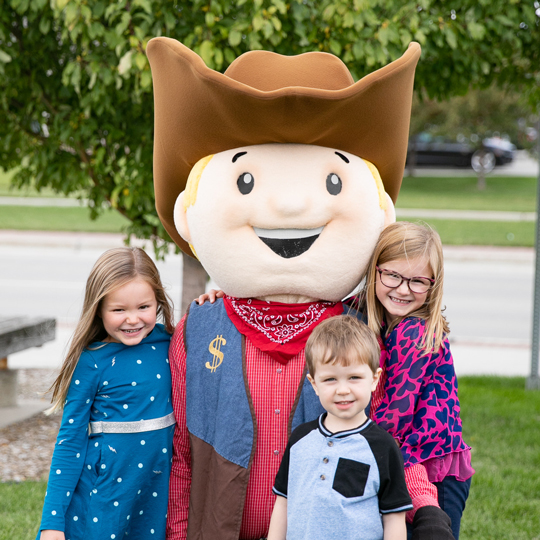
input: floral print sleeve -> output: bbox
[373,317,470,467]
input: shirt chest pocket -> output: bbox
[332,457,371,498]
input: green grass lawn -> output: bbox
[1,376,539,540]
[0,205,130,233]
[399,176,537,212]
[0,481,46,540]
[0,168,66,198]
[458,376,540,540]
[397,217,535,247]
[394,175,538,247]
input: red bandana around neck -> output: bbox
[223,296,344,364]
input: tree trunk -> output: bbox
[476,169,486,190]
[181,253,208,316]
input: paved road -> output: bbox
[0,231,536,378]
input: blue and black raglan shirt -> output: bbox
[273,414,413,540]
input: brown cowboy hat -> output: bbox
[147,38,421,253]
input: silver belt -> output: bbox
[89,412,176,434]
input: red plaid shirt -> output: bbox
[167,316,306,540]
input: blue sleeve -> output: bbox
[39,350,101,532]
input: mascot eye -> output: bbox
[326,173,342,195]
[237,172,254,195]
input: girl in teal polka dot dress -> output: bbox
[37,247,176,540]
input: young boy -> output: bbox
[268,315,412,540]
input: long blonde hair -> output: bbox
[359,222,449,353]
[48,247,175,412]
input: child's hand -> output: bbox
[40,531,65,540]
[195,289,224,305]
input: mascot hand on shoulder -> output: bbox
[147,38,421,540]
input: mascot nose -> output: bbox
[268,190,311,217]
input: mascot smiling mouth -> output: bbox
[253,227,324,259]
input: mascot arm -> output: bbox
[404,464,439,522]
[167,317,192,539]
[406,465,455,540]
[412,506,455,540]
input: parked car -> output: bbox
[406,133,516,168]
[482,137,516,165]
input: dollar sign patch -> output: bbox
[206,335,226,372]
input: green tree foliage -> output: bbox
[0,0,538,252]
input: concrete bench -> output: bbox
[0,316,56,408]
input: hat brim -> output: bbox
[147,38,421,253]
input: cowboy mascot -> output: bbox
[147,38,452,540]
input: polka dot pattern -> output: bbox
[37,325,173,539]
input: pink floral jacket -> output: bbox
[372,317,470,467]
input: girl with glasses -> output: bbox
[359,221,474,540]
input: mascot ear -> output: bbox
[173,192,192,243]
[384,193,396,227]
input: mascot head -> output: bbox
[147,39,420,302]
